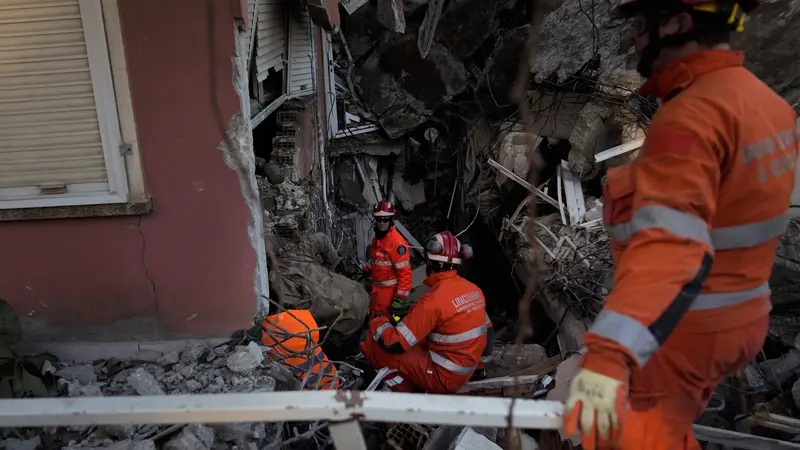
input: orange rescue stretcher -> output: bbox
[261,309,340,390]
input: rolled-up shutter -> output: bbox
[255,0,287,82]
[0,0,127,208]
[288,9,314,96]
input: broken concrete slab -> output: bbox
[567,102,613,178]
[377,0,406,33]
[127,368,164,396]
[529,0,642,95]
[225,342,264,373]
[56,364,97,385]
[476,25,530,119]
[0,437,41,450]
[494,132,541,187]
[357,39,466,137]
[450,427,502,450]
[435,0,500,59]
[393,173,426,210]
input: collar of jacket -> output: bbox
[424,270,458,287]
[639,50,744,100]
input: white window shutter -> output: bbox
[255,0,287,82]
[288,9,314,96]
[0,0,128,209]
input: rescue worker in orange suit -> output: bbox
[360,231,491,393]
[363,200,413,318]
[564,1,799,449]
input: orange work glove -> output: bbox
[563,368,629,449]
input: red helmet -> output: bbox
[425,231,474,265]
[373,200,396,218]
[617,0,759,16]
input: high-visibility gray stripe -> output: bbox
[604,205,711,246]
[396,322,418,347]
[396,290,410,297]
[394,260,410,269]
[429,351,477,374]
[689,282,770,311]
[371,259,393,266]
[711,212,789,250]
[373,322,391,342]
[428,324,487,343]
[374,279,398,287]
[589,310,659,367]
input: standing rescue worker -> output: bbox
[564,1,799,449]
[361,231,490,393]
[363,200,413,317]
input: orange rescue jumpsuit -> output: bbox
[364,226,413,316]
[361,270,489,393]
[586,50,799,449]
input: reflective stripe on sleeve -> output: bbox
[394,260,410,269]
[396,290,410,297]
[604,205,711,246]
[371,259,393,266]
[396,322,418,347]
[374,279,398,287]
[373,322,391,342]
[589,309,660,367]
[711,212,789,250]
[429,351,477,374]
[689,282,770,311]
[428,324,487,343]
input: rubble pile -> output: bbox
[0,340,304,450]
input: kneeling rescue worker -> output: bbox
[564,0,799,449]
[360,231,491,393]
[363,200,413,318]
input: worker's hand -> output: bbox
[389,297,409,321]
[564,368,628,449]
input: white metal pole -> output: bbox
[0,391,564,430]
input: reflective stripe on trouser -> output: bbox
[374,279,398,287]
[429,350,477,374]
[590,283,770,366]
[605,206,788,250]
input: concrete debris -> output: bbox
[392,173,426,210]
[567,102,612,178]
[0,437,41,450]
[17,343,288,449]
[181,340,208,363]
[417,0,444,58]
[127,367,164,396]
[329,133,405,157]
[487,343,547,376]
[494,132,541,187]
[529,0,642,94]
[377,0,406,33]
[56,363,98,385]
[435,0,500,59]
[356,39,465,137]
[163,425,214,450]
[225,342,265,373]
[793,377,800,410]
[450,427,502,450]
[476,26,530,119]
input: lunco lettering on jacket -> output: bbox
[740,118,800,183]
[451,291,484,313]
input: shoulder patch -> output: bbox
[397,245,407,256]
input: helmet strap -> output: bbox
[636,6,698,78]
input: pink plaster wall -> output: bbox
[0,0,258,339]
